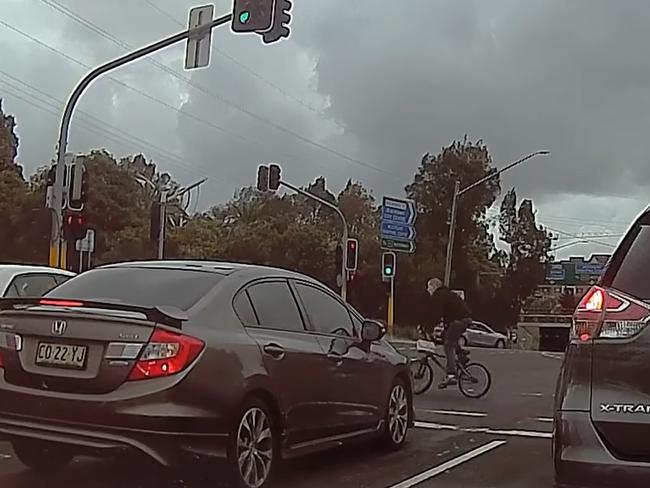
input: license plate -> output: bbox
[35,342,87,370]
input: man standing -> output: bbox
[426,278,472,388]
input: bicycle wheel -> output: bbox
[410,358,434,395]
[458,362,491,399]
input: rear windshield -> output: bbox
[45,267,223,311]
[610,224,650,300]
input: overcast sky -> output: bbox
[1,0,648,259]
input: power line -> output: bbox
[0,18,254,145]
[38,0,395,176]
[546,226,617,249]
[141,0,341,127]
[0,78,209,181]
[0,70,201,177]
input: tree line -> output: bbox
[0,101,553,331]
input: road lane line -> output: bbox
[388,440,507,488]
[521,392,544,397]
[418,408,487,418]
[535,417,554,423]
[414,421,552,439]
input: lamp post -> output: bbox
[443,150,550,286]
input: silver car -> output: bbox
[433,321,508,348]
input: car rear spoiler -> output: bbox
[0,298,188,329]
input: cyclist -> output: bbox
[425,278,472,389]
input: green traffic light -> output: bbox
[384,267,393,275]
[239,11,251,24]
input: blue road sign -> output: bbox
[381,196,416,225]
[381,221,416,240]
[380,196,416,253]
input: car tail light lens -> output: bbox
[572,286,650,342]
[127,328,204,381]
[0,331,22,369]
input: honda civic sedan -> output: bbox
[0,260,413,488]
[554,205,650,488]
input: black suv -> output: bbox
[554,206,650,487]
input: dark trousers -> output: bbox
[444,318,472,375]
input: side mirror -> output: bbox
[361,320,386,342]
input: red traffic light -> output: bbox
[345,238,359,272]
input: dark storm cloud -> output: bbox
[2,0,650,244]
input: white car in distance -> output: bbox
[0,265,76,298]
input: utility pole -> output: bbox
[46,10,232,268]
[443,150,550,286]
[157,190,167,260]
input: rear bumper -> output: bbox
[554,410,650,487]
[0,413,228,466]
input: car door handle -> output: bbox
[327,353,344,365]
[263,344,286,360]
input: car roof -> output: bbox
[0,264,76,280]
[97,260,318,282]
[0,265,76,294]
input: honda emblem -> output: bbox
[51,320,67,336]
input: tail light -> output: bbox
[127,328,204,381]
[572,286,650,342]
[0,331,22,369]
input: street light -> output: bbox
[443,150,550,286]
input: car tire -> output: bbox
[228,397,278,488]
[382,379,410,450]
[495,339,506,349]
[11,439,73,473]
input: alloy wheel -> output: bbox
[236,407,274,488]
[388,384,409,444]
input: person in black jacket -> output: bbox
[426,278,472,388]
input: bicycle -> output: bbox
[409,338,492,398]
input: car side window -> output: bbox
[233,291,258,327]
[294,283,354,336]
[53,274,71,285]
[610,224,650,300]
[246,281,305,332]
[4,273,59,298]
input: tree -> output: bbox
[0,100,34,263]
[496,188,554,328]
[403,136,502,325]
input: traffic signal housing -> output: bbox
[261,0,292,44]
[256,165,269,192]
[68,160,87,210]
[345,238,359,272]
[231,0,276,33]
[62,212,88,242]
[268,164,281,191]
[382,252,396,280]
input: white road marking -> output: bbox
[418,408,487,418]
[535,417,554,423]
[414,420,552,439]
[541,352,564,360]
[388,440,507,488]
[521,392,544,397]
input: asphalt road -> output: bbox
[0,347,563,488]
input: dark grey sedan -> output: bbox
[0,261,413,488]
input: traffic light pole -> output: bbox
[48,12,233,268]
[157,191,167,260]
[387,276,395,335]
[280,181,349,302]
